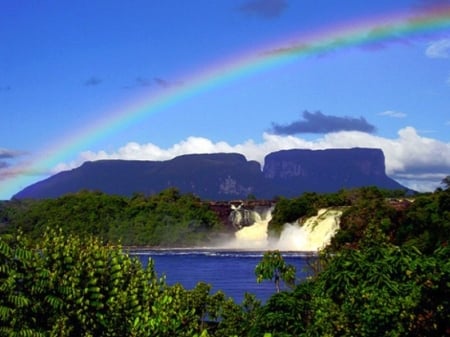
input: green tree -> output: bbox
[255,250,296,293]
[249,281,314,337]
[309,241,450,336]
[269,194,318,237]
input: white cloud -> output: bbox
[425,38,450,58]
[53,127,450,193]
[378,110,407,118]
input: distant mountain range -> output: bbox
[13,148,409,200]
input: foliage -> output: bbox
[393,189,450,253]
[0,228,246,336]
[248,282,314,337]
[329,187,397,249]
[212,293,261,337]
[255,250,296,293]
[250,185,450,336]
[0,228,273,337]
[309,241,449,336]
[0,188,221,247]
[269,193,322,237]
[250,236,450,336]
[326,186,450,254]
[1,185,450,336]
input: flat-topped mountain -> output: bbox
[264,148,400,195]
[13,148,409,200]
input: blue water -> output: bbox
[132,250,315,303]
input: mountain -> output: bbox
[13,148,409,200]
[263,148,403,196]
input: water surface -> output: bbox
[132,249,315,303]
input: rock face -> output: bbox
[207,200,274,229]
[14,153,264,200]
[13,148,409,200]
[263,148,402,195]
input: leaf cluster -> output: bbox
[255,250,296,292]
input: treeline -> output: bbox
[0,188,221,247]
[1,185,449,255]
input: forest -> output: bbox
[0,182,449,336]
[0,188,222,247]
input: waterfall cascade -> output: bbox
[277,209,343,251]
[221,205,343,251]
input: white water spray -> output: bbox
[277,209,343,251]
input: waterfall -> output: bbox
[220,206,343,251]
[277,209,343,251]
[221,204,273,250]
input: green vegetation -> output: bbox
[249,184,450,336]
[0,188,221,247]
[268,188,392,237]
[0,184,449,336]
[268,186,449,254]
[255,250,296,293]
[0,228,251,336]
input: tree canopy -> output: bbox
[0,188,222,247]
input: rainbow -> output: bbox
[2,4,450,199]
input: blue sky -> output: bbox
[1,0,450,199]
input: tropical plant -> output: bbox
[0,228,222,336]
[255,250,296,293]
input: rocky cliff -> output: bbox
[263,148,402,195]
[13,148,409,200]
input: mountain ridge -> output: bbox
[13,148,409,200]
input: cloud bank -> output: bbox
[270,111,376,135]
[52,126,450,193]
